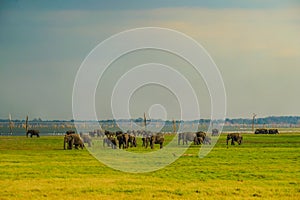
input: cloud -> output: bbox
[0,5,300,119]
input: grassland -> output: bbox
[0,133,299,200]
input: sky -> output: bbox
[0,0,300,120]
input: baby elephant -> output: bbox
[64,133,84,150]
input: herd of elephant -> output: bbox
[255,128,279,134]
[62,128,243,150]
[24,128,243,150]
[102,130,165,149]
[23,127,283,150]
[63,129,165,150]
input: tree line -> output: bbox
[1,116,300,125]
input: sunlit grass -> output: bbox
[0,133,300,199]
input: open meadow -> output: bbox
[0,133,300,200]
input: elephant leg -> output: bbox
[150,141,154,149]
[112,141,116,149]
[231,139,234,145]
[200,138,203,145]
[74,144,79,149]
[194,138,197,145]
[67,141,72,149]
[160,143,163,149]
[70,140,74,149]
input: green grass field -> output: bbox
[0,133,300,200]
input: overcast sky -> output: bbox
[0,0,300,120]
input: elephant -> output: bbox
[128,134,137,147]
[203,136,211,145]
[255,128,268,134]
[150,133,164,149]
[268,129,279,134]
[194,132,210,145]
[194,136,203,145]
[108,136,117,149]
[196,131,206,141]
[212,128,219,136]
[122,133,130,149]
[89,131,96,137]
[64,133,84,150]
[178,132,196,145]
[142,136,150,148]
[116,131,125,149]
[142,131,151,148]
[96,129,105,137]
[80,133,92,147]
[26,129,40,137]
[103,131,117,149]
[226,133,243,146]
[103,137,117,149]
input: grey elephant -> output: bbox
[96,129,105,137]
[26,129,40,137]
[64,133,84,150]
[255,128,268,134]
[116,131,125,149]
[103,131,117,149]
[196,131,206,141]
[212,128,219,136]
[178,132,195,145]
[194,136,203,145]
[80,133,92,147]
[203,136,211,145]
[193,131,207,145]
[150,133,164,149]
[128,134,137,147]
[142,131,151,148]
[226,133,242,147]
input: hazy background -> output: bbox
[0,0,299,120]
